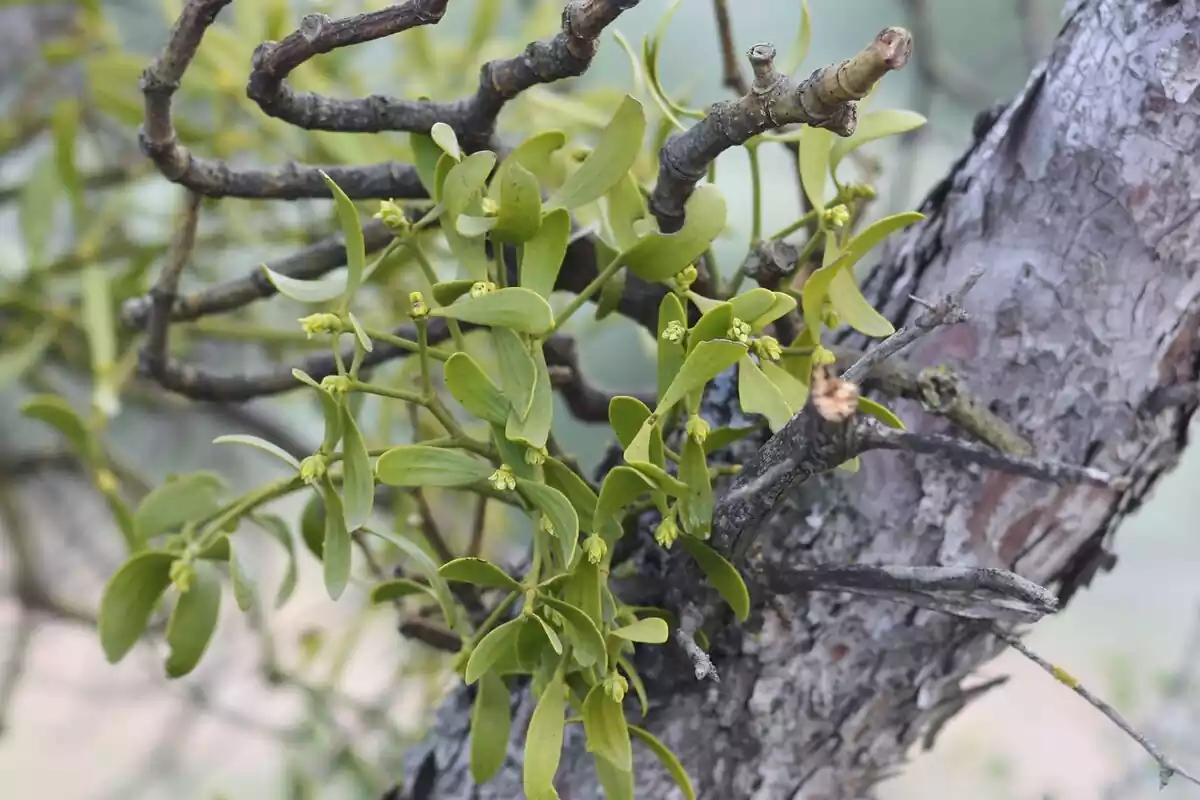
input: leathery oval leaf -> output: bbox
[594,465,655,529]
[99,550,174,663]
[582,684,632,771]
[738,355,793,432]
[164,559,222,678]
[678,536,750,622]
[520,208,571,299]
[444,352,511,425]
[548,95,646,210]
[658,339,746,414]
[431,287,554,334]
[376,445,494,487]
[523,669,566,800]
[620,184,727,283]
[439,557,521,591]
[466,617,525,684]
[470,670,512,783]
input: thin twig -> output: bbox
[859,423,1129,489]
[139,191,203,382]
[992,625,1200,790]
[711,0,748,95]
[677,604,719,683]
[842,267,983,385]
[467,496,487,558]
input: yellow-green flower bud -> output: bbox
[538,515,555,536]
[604,671,629,703]
[94,468,119,495]
[822,304,841,330]
[848,183,877,200]
[320,375,352,398]
[480,196,500,216]
[661,320,686,343]
[299,453,328,485]
[409,291,428,319]
[583,534,607,565]
[822,204,851,229]
[298,312,343,339]
[812,346,837,367]
[654,516,679,549]
[753,335,783,361]
[169,558,196,593]
[524,446,547,466]
[686,414,710,445]
[673,264,699,292]
[469,281,496,298]
[727,318,752,343]
[373,199,410,233]
[488,465,516,492]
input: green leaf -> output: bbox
[443,151,496,216]
[610,617,669,644]
[687,301,733,353]
[858,396,905,429]
[595,267,627,321]
[505,345,553,449]
[801,213,923,335]
[618,656,649,718]
[798,125,833,212]
[466,617,525,684]
[20,395,94,461]
[164,560,222,678]
[322,487,351,600]
[81,264,118,415]
[376,445,494,487]
[439,557,521,591]
[830,110,926,168]
[410,132,444,196]
[370,578,435,603]
[543,458,600,533]
[520,208,570,299]
[365,527,460,633]
[608,395,653,450]
[254,514,298,609]
[594,466,654,529]
[99,550,174,662]
[738,355,793,432]
[19,152,59,268]
[729,288,776,325]
[445,352,510,425]
[658,339,746,414]
[470,670,512,784]
[703,424,760,454]
[621,417,655,464]
[0,324,56,388]
[828,268,895,337]
[432,279,477,306]
[518,480,580,565]
[562,559,604,631]
[262,265,347,303]
[539,596,607,669]
[594,754,635,800]
[549,95,646,210]
[300,491,326,559]
[503,130,567,189]
[212,434,301,470]
[620,184,727,282]
[784,0,812,76]
[532,613,564,655]
[523,669,566,800]
[492,425,536,481]
[430,121,461,161]
[629,725,696,800]
[456,214,498,238]
[656,292,687,400]
[678,536,750,622]
[432,287,554,334]
[760,359,809,413]
[751,292,798,330]
[605,170,648,251]
[339,406,374,531]
[583,685,632,771]
[134,472,225,541]
[491,328,537,420]
[229,543,256,612]
[492,162,543,243]
[319,171,365,302]
[678,433,713,537]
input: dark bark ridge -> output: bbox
[399,1,1200,797]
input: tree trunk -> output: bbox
[397,0,1200,796]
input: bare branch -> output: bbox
[992,625,1200,791]
[139,191,204,382]
[858,423,1130,490]
[248,0,641,150]
[761,564,1058,623]
[650,29,912,232]
[710,0,748,95]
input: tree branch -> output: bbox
[650,29,912,232]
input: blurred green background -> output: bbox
[1,1,1197,798]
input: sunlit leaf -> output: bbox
[658,339,746,414]
[608,395,653,450]
[432,287,554,334]
[620,184,726,282]
[262,265,347,303]
[456,213,497,238]
[376,445,494,487]
[430,121,461,161]
[471,670,512,783]
[164,560,222,678]
[760,359,809,413]
[532,613,564,655]
[98,550,174,662]
[466,617,525,684]
[432,279,476,306]
[439,557,521,591]
[738,355,793,432]
[520,208,570,299]
[610,617,669,644]
[679,536,750,622]
[687,301,733,353]
[548,95,646,210]
[729,288,776,325]
[751,292,798,330]
[828,268,895,337]
[798,125,833,212]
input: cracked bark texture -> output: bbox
[397,0,1200,797]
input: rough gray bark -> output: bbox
[398,0,1200,797]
